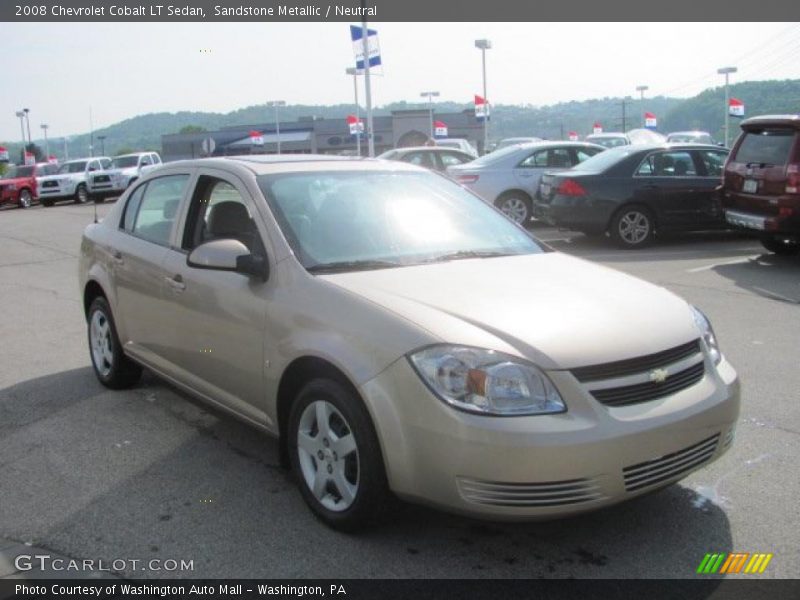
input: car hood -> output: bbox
[0,176,31,185]
[319,252,700,370]
[39,172,81,181]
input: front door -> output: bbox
[159,171,270,425]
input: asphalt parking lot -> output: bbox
[0,201,798,579]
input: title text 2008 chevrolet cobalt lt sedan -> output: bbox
[79,156,739,530]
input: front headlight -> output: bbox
[408,345,566,416]
[691,306,722,365]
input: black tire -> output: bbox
[41,199,54,207]
[288,378,389,531]
[610,205,655,249]
[760,234,800,256]
[74,184,89,204]
[495,192,532,225]
[87,296,142,389]
[18,189,32,209]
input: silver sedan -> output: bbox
[447,141,605,224]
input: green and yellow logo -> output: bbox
[697,552,773,575]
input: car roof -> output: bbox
[389,146,470,153]
[740,114,800,130]
[115,152,154,157]
[586,133,627,138]
[667,131,712,136]
[163,154,425,176]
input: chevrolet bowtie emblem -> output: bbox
[649,368,669,384]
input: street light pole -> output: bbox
[15,111,26,156]
[475,39,492,154]
[635,85,649,128]
[718,66,737,147]
[41,124,50,157]
[23,109,31,145]
[420,91,440,139]
[266,100,286,154]
[63,137,69,161]
[360,8,375,157]
[98,135,106,156]
[346,67,361,157]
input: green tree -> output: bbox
[114,147,135,156]
[179,125,207,134]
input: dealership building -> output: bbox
[160,108,485,161]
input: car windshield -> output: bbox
[3,166,34,178]
[669,133,713,144]
[259,170,546,272]
[57,161,87,174]
[734,129,795,166]
[571,147,638,172]
[111,156,140,169]
[37,164,59,176]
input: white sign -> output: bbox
[201,137,216,155]
[350,25,381,72]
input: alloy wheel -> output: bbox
[499,197,529,224]
[618,210,651,245]
[296,400,360,512]
[90,310,114,378]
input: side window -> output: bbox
[698,151,728,177]
[140,155,152,167]
[121,183,147,232]
[87,160,100,172]
[182,176,265,257]
[152,154,161,165]
[518,150,548,168]
[100,159,112,169]
[637,151,697,177]
[130,175,189,246]
[439,152,470,167]
[548,148,572,168]
[403,152,434,168]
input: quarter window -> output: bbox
[439,152,470,167]
[518,150,548,168]
[402,152,434,168]
[698,151,728,177]
[121,183,147,232]
[129,175,189,246]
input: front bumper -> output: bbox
[360,354,739,519]
[38,181,77,199]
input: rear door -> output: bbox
[694,149,730,227]
[633,150,707,228]
[514,148,573,194]
[110,173,192,359]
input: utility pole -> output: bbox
[619,96,632,133]
[635,85,649,128]
[475,39,492,154]
[23,109,31,145]
[718,66,737,147]
[360,4,375,157]
[97,135,106,156]
[420,91,440,139]
[41,124,50,157]
[266,100,286,154]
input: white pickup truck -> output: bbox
[87,152,162,202]
[37,157,111,206]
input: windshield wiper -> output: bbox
[307,259,400,273]
[418,250,520,264]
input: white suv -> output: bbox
[87,152,162,202]
[38,157,111,206]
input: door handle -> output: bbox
[111,250,124,265]
[166,274,186,292]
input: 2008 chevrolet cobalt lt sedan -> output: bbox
[79,155,740,530]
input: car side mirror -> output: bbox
[187,239,269,281]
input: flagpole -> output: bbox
[361,3,375,157]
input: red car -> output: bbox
[0,163,57,209]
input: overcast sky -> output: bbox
[2,22,799,141]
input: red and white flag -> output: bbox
[0,147,8,162]
[346,115,364,136]
[644,112,657,129]
[23,151,35,165]
[475,95,490,121]
[729,98,745,118]
[249,130,264,146]
[434,120,448,138]
[593,122,603,135]
[568,131,578,141]
[47,155,58,164]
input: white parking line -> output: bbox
[686,256,758,273]
[752,287,800,304]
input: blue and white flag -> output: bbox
[350,25,381,72]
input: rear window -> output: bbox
[734,130,796,166]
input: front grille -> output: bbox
[457,477,604,507]
[42,180,58,188]
[571,340,701,382]
[623,434,719,492]
[591,362,705,407]
[94,175,110,183]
